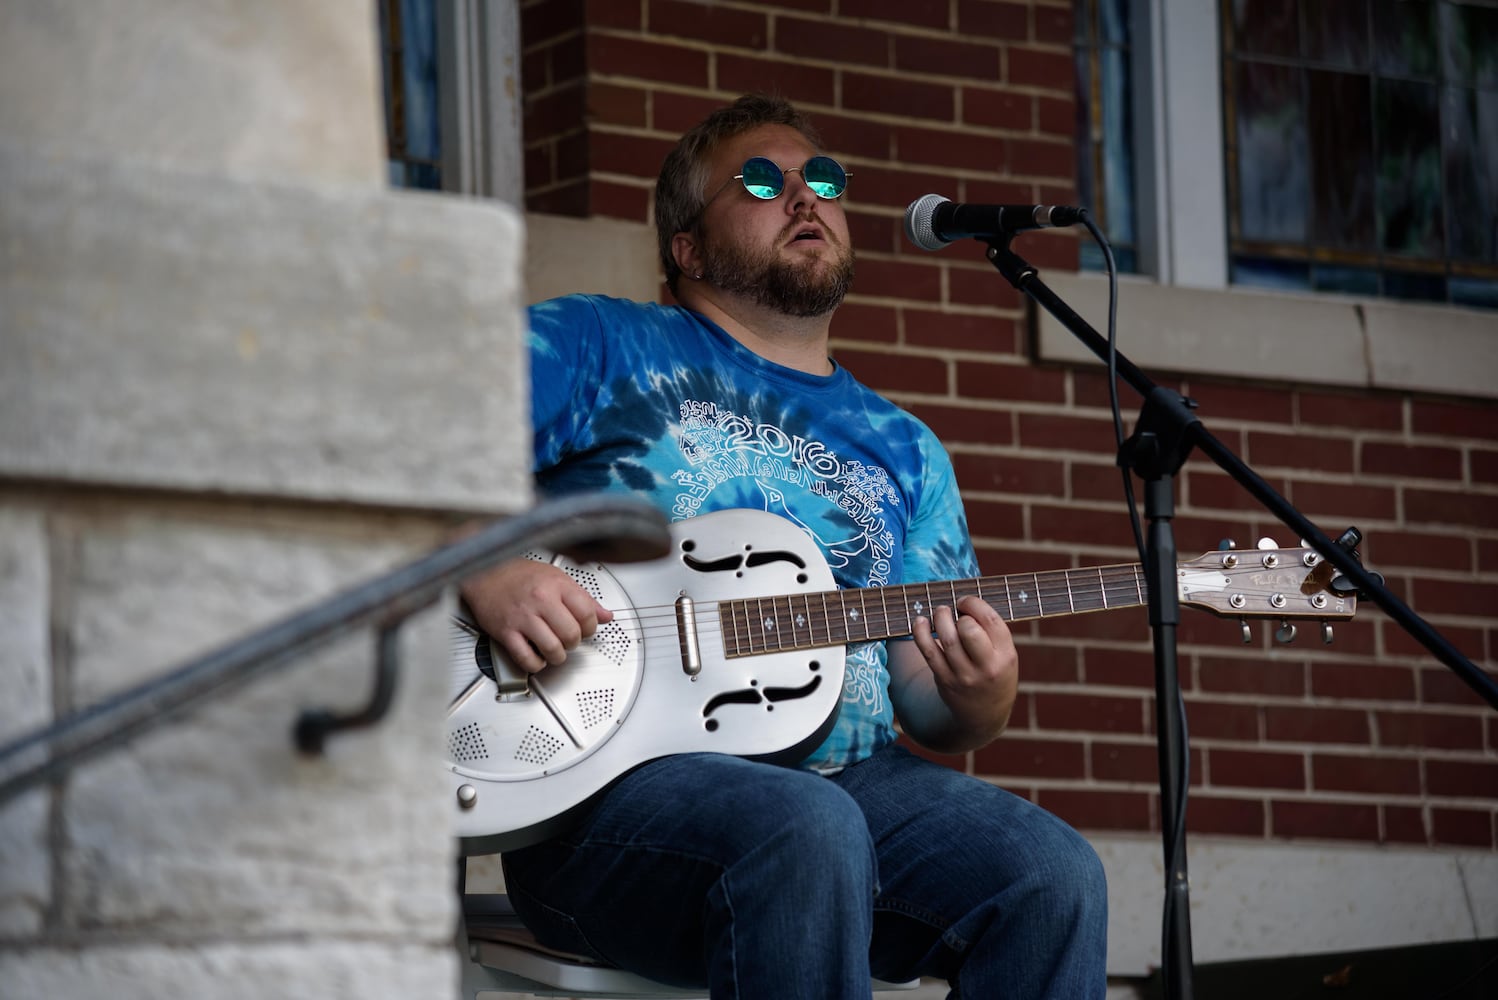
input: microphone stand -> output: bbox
[981,235,1498,1000]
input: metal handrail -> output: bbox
[0,494,671,805]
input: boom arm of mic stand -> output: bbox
[983,239,1498,712]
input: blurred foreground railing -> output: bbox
[0,494,670,805]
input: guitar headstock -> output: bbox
[1177,542,1357,643]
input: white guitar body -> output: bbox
[445,509,845,852]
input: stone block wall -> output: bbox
[0,2,530,997]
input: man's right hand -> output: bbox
[459,559,613,674]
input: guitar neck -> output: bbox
[720,562,1147,657]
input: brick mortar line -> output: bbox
[974,776,1498,806]
[584,20,1076,54]
[579,100,1072,141]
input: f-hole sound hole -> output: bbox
[746,550,807,569]
[683,553,743,573]
[702,688,763,718]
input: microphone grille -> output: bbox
[903,194,951,252]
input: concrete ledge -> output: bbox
[1095,832,1498,976]
[0,145,530,515]
[0,941,455,1000]
[1035,273,1498,400]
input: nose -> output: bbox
[781,167,816,215]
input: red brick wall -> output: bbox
[518,0,1498,850]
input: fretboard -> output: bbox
[720,562,1147,658]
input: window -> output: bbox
[1222,0,1498,309]
[375,0,524,204]
[1074,0,1142,273]
[380,0,443,191]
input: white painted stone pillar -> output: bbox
[0,2,529,997]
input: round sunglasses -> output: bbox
[712,155,852,204]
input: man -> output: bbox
[462,94,1107,999]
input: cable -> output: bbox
[1079,214,1191,983]
[1080,213,1147,568]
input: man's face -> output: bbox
[693,124,855,317]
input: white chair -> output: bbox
[459,891,921,998]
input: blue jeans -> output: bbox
[502,745,1108,999]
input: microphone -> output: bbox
[904,194,1084,251]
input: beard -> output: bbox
[699,225,856,318]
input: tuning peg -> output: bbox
[1218,538,1237,551]
[1239,619,1252,644]
[1256,537,1285,568]
[1276,621,1297,644]
[1321,622,1334,645]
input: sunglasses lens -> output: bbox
[802,156,847,199]
[738,157,784,199]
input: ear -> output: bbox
[671,231,703,280]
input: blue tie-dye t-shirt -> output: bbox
[527,294,979,771]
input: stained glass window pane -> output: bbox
[1451,276,1498,308]
[1374,0,1438,78]
[1304,0,1371,69]
[1101,0,1130,44]
[378,0,443,191]
[400,0,440,164]
[1224,0,1497,310]
[1234,61,1308,243]
[1232,0,1299,57]
[1443,85,1498,263]
[1101,47,1137,246]
[1313,263,1380,296]
[1074,0,1139,273]
[1232,256,1311,291]
[1376,78,1444,257]
[1384,269,1447,301]
[1308,69,1375,248]
[1440,3,1498,85]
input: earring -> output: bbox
[694,271,703,280]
